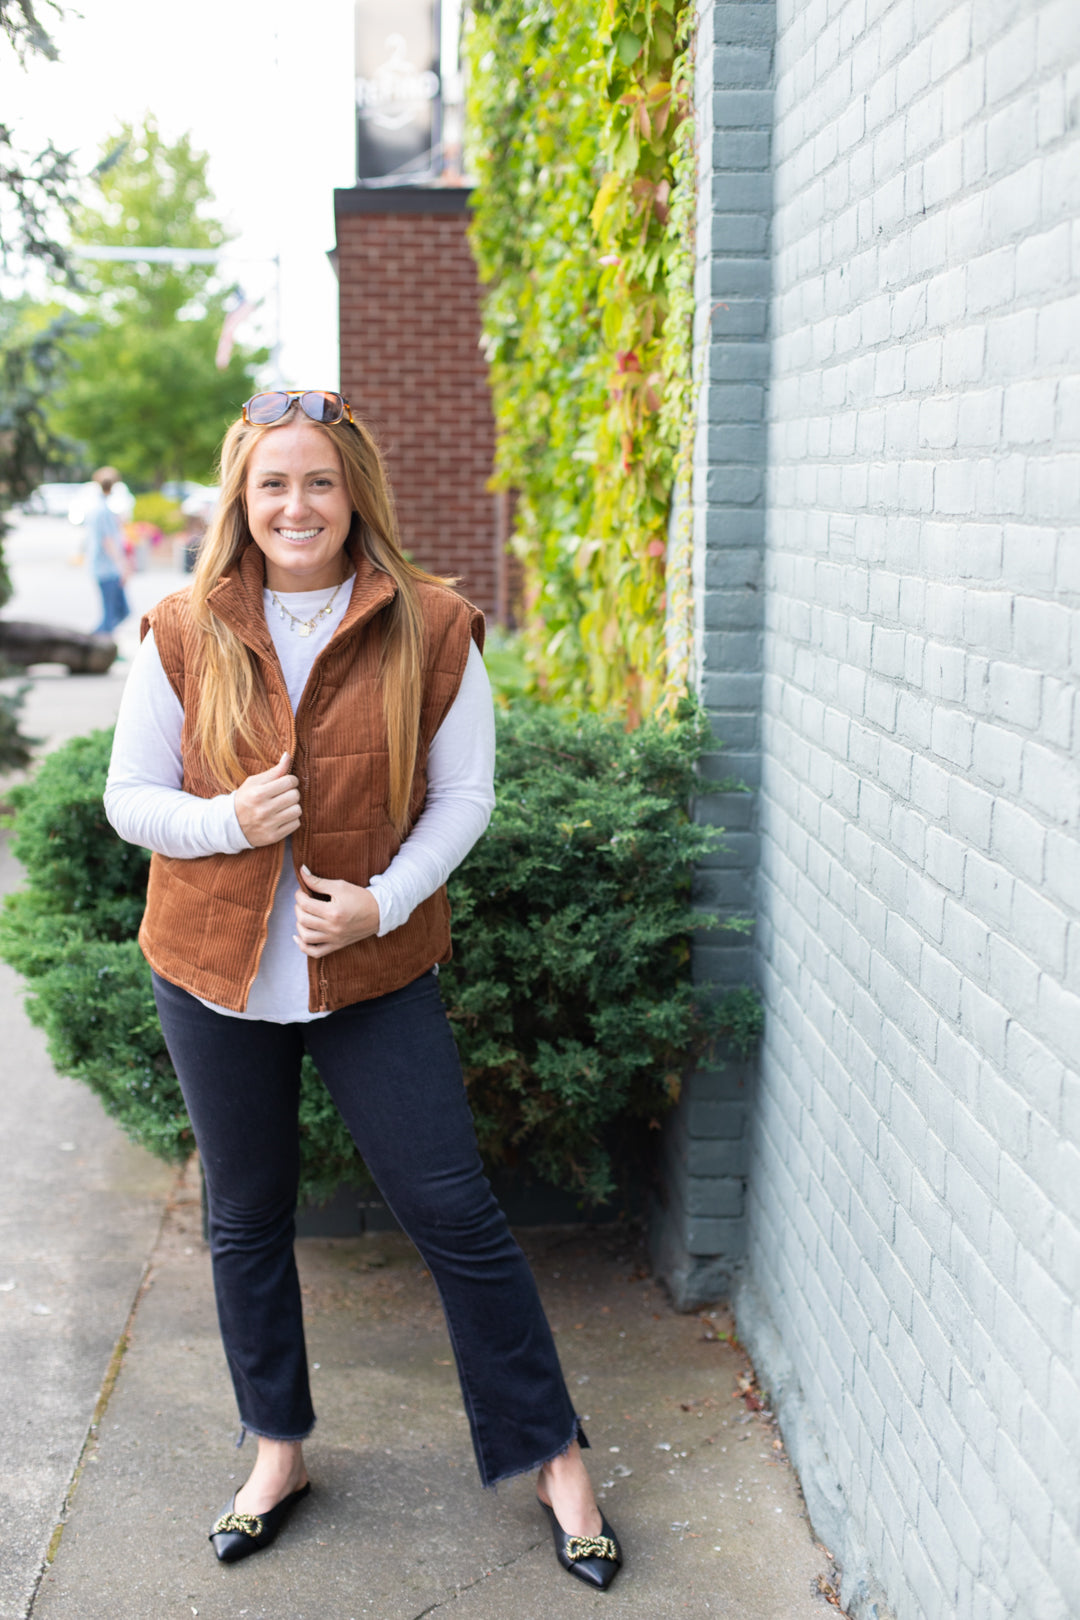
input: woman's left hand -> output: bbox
[293,864,381,957]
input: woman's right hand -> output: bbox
[234,752,301,847]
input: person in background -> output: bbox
[179,496,215,573]
[85,466,132,634]
[68,471,135,528]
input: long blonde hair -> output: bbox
[189,402,447,837]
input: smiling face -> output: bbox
[244,418,354,593]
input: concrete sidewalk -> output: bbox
[0,834,177,1620]
[28,1160,837,1620]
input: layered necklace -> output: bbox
[269,574,349,638]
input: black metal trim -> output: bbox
[334,185,474,216]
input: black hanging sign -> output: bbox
[355,0,442,185]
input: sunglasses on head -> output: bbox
[242,390,355,426]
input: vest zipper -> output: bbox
[292,684,330,1014]
[242,836,286,1008]
[243,699,295,1010]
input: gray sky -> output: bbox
[3,0,357,384]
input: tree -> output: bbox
[53,117,265,487]
[0,0,80,551]
[0,1,75,278]
[0,0,82,768]
[0,297,74,566]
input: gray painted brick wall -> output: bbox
[718,2,1080,1618]
[651,0,775,1309]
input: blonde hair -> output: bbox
[189,402,448,837]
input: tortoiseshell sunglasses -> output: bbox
[242,390,355,426]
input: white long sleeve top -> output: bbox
[104,575,496,1022]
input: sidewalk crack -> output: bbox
[26,1160,188,1616]
[410,1536,546,1618]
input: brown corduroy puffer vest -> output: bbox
[138,542,484,1014]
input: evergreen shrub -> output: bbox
[0,709,760,1207]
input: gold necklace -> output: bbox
[269,576,347,638]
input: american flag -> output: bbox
[215,294,260,371]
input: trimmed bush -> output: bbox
[0,707,760,1206]
[439,702,759,1202]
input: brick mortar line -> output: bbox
[765,324,1080,356]
[760,670,1079,764]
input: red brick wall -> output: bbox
[335,198,503,618]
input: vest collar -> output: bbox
[206,540,398,658]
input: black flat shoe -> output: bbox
[538,1498,623,1590]
[209,1481,311,1563]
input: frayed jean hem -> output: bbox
[482,1415,589,1491]
[235,1419,316,1448]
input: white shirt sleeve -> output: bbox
[103,630,252,858]
[367,639,496,936]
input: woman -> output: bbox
[104,390,621,1590]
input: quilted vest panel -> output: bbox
[137,543,484,1013]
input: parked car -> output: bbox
[179,484,220,518]
[21,481,88,517]
[161,480,220,509]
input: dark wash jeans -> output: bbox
[152,969,585,1487]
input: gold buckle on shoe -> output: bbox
[211,1510,265,1538]
[566,1534,618,1562]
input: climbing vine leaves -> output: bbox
[466,0,695,716]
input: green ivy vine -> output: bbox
[465,0,695,717]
